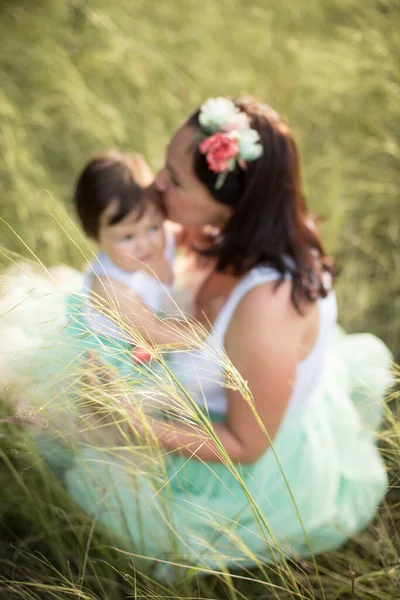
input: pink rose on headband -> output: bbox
[199,133,240,173]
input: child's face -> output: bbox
[97,199,166,271]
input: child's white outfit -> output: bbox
[82,231,175,341]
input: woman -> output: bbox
[27,98,396,575]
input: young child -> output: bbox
[0,151,204,455]
[73,150,202,355]
[71,150,210,443]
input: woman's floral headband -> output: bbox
[197,97,263,189]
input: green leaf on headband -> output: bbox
[193,131,208,145]
[215,171,228,189]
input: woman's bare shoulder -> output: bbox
[226,280,306,352]
[234,278,298,322]
[225,278,318,364]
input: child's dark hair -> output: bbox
[74,150,158,239]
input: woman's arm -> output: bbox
[133,280,307,463]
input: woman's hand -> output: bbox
[80,352,221,458]
[83,352,128,404]
[80,352,143,443]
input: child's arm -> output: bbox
[91,276,204,349]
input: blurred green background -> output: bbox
[0,0,399,357]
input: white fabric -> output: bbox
[170,265,337,415]
[82,231,175,341]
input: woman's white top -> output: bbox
[170,264,337,416]
[82,232,175,341]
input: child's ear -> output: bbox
[128,153,154,187]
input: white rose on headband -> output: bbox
[199,97,238,133]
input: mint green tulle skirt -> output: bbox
[0,282,393,577]
[59,294,392,576]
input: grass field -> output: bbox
[0,0,399,598]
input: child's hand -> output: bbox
[128,153,154,187]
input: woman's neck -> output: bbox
[194,268,240,328]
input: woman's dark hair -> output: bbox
[186,97,334,308]
[74,150,157,239]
